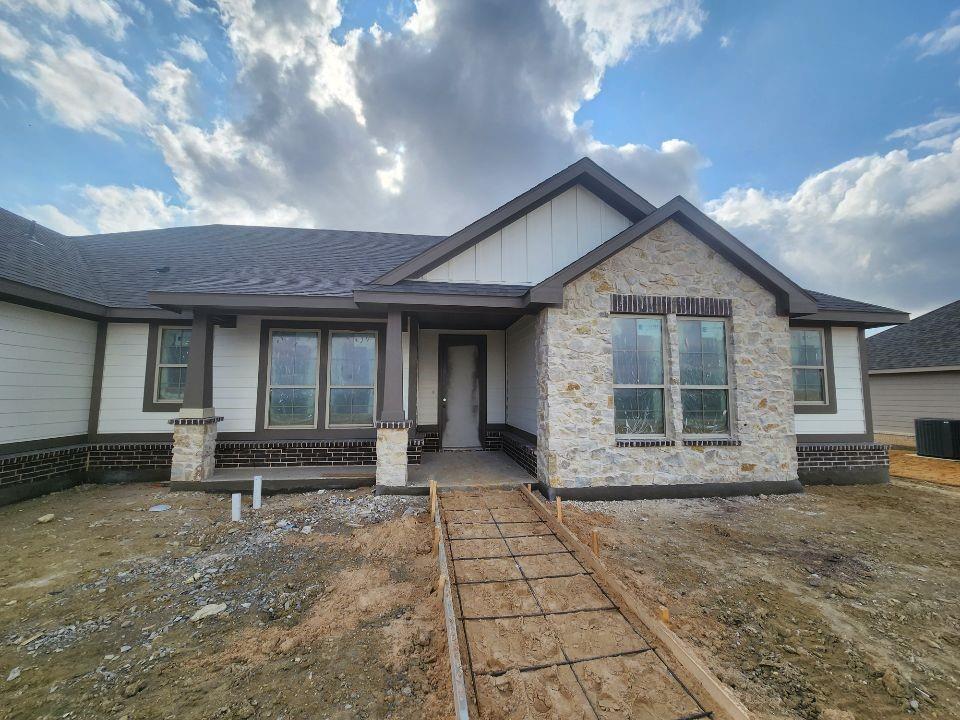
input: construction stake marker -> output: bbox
[555,496,563,523]
[591,528,600,556]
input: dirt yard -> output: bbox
[565,480,960,720]
[0,484,452,720]
[889,450,960,488]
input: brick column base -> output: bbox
[376,425,410,487]
[169,416,221,483]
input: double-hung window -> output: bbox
[267,330,320,428]
[679,319,730,435]
[612,317,666,436]
[154,327,191,403]
[327,332,377,427]
[791,328,827,404]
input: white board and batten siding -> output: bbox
[0,301,98,445]
[505,316,537,436]
[416,330,505,425]
[794,327,867,436]
[98,317,261,434]
[420,185,631,285]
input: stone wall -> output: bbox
[375,427,409,486]
[170,422,218,484]
[536,219,797,489]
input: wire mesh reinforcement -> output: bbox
[440,490,714,720]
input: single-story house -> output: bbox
[0,158,909,505]
[867,299,960,447]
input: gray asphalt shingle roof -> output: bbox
[867,300,960,371]
[0,207,907,317]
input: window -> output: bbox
[267,330,319,428]
[679,319,729,434]
[791,328,827,403]
[612,317,666,435]
[327,332,377,427]
[155,327,191,402]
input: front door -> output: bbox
[439,335,486,448]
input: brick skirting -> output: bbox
[501,432,537,478]
[1,437,425,506]
[796,442,890,486]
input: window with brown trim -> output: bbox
[143,321,193,412]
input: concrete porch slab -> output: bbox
[170,465,375,494]
[406,450,532,490]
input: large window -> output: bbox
[679,319,729,434]
[612,317,665,436]
[155,327,191,403]
[791,328,827,404]
[327,332,377,427]
[267,330,319,428]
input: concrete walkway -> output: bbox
[440,489,714,719]
[408,450,531,488]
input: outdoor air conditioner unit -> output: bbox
[914,418,960,460]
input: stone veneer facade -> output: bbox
[170,420,218,484]
[375,427,409,486]
[536,219,797,489]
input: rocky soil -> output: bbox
[565,480,960,720]
[0,483,452,720]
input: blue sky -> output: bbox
[1,0,959,314]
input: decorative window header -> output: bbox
[610,294,732,317]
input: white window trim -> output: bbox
[792,327,829,406]
[265,328,321,430]
[325,330,378,429]
[613,315,669,439]
[678,317,732,439]
[154,326,191,404]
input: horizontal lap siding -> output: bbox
[795,326,866,436]
[869,371,960,438]
[0,302,97,444]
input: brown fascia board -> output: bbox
[353,289,531,309]
[529,197,819,316]
[789,310,910,327]
[146,290,360,313]
[374,157,656,286]
[0,277,183,321]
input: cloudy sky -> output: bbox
[1,0,959,316]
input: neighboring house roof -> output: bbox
[0,158,909,325]
[868,300,960,371]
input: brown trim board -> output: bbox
[858,328,875,442]
[86,320,108,437]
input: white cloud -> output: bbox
[0,18,29,61]
[22,203,91,234]
[0,0,130,39]
[550,0,705,97]
[719,34,731,48]
[81,185,184,232]
[706,136,960,315]
[403,0,437,35]
[175,36,208,63]
[164,0,199,17]
[12,36,149,137]
[148,60,194,124]
[886,113,960,151]
[907,9,960,58]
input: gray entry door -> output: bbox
[441,342,482,448]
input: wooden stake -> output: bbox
[591,529,600,556]
[659,604,670,624]
[437,574,447,594]
[433,524,440,554]
[555,496,563,523]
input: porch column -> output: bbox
[376,310,411,487]
[170,308,220,485]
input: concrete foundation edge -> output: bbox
[537,478,805,501]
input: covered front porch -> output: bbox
[154,290,542,494]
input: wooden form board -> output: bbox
[519,486,753,720]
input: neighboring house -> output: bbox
[0,158,909,505]
[867,300,960,447]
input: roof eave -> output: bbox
[146,290,361,313]
[791,310,910,327]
